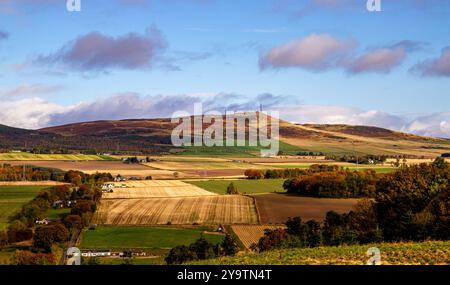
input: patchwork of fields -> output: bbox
[94,195,259,225]
[0,186,48,230]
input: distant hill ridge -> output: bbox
[0,117,448,157]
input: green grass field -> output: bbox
[188,241,450,265]
[0,186,49,230]
[0,152,115,161]
[187,179,286,195]
[80,226,225,250]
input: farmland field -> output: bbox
[94,195,259,225]
[0,153,112,161]
[0,186,48,230]
[189,241,450,265]
[231,225,285,249]
[80,226,225,250]
[180,141,304,157]
[187,179,286,195]
[254,193,359,223]
[3,160,180,179]
[144,160,263,171]
[103,180,216,199]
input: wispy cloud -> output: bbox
[411,47,450,77]
[0,83,64,98]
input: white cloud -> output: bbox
[0,83,64,98]
[403,113,450,138]
[0,97,66,129]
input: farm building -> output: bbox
[81,249,111,257]
[102,183,115,193]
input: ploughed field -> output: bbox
[94,195,258,225]
[103,180,216,199]
[254,193,359,223]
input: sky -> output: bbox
[0,0,450,137]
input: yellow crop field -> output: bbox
[0,152,107,161]
[94,196,259,225]
[102,180,216,199]
[231,225,285,249]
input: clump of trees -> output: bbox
[165,234,240,265]
[0,164,114,185]
[375,157,450,241]
[283,169,378,198]
[226,183,239,195]
[0,164,64,182]
[244,165,341,180]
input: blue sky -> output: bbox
[0,0,450,137]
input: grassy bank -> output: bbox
[187,241,450,265]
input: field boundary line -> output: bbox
[249,195,261,225]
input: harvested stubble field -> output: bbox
[254,193,359,223]
[188,241,450,265]
[231,225,285,249]
[94,195,259,225]
[103,180,216,199]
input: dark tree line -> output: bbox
[165,234,240,265]
[245,164,341,180]
[283,169,378,198]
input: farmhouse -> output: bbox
[101,183,115,193]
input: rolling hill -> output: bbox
[0,115,449,157]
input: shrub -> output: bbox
[226,183,239,195]
[13,250,55,265]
